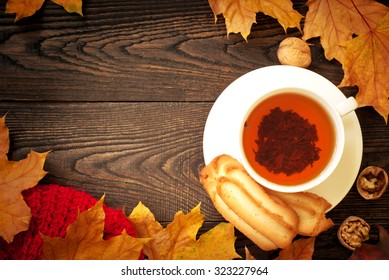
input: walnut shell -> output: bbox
[337,216,370,251]
[277,37,311,68]
[357,166,388,200]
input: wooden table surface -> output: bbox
[1,0,388,260]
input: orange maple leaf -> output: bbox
[275,237,316,260]
[5,0,45,22]
[5,0,83,21]
[208,0,303,40]
[0,115,48,243]
[129,202,240,260]
[42,195,149,260]
[303,0,389,63]
[339,12,389,123]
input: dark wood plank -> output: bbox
[0,0,236,101]
[0,102,221,221]
[0,0,343,102]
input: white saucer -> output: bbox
[203,66,363,211]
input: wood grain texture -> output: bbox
[1,0,389,259]
[0,0,338,102]
[0,102,216,220]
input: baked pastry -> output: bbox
[200,154,333,251]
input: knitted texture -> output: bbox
[0,184,138,260]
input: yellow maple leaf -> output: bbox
[51,0,83,16]
[42,195,149,260]
[129,202,240,260]
[174,222,240,260]
[208,0,303,40]
[5,0,45,22]
[302,0,389,63]
[339,12,389,123]
[5,0,83,21]
[0,115,48,243]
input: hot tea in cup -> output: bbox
[239,88,357,193]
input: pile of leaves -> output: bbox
[42,197,240,260]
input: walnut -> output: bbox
[338,216,370,250]
[357,166,388,200]
[277,37,311,68]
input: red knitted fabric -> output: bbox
[0,184,138,260]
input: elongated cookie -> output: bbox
[200,154,333,251]
[200,154,299,250]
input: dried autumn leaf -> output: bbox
[275,237,316,260]
[51,0,83,16]
[174,222,240,260]
[339,12,389,123]
[5,0,45,22]
[303,0,389,63]
[42,195,149,260]
[129,202,240,260]
[0,115,48,243]
[5,0,83,21]
[208,0,303,40]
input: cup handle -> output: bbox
[336,97,358,117]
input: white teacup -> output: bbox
[238,80,358,193]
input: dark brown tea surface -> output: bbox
[242,93,336,185]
